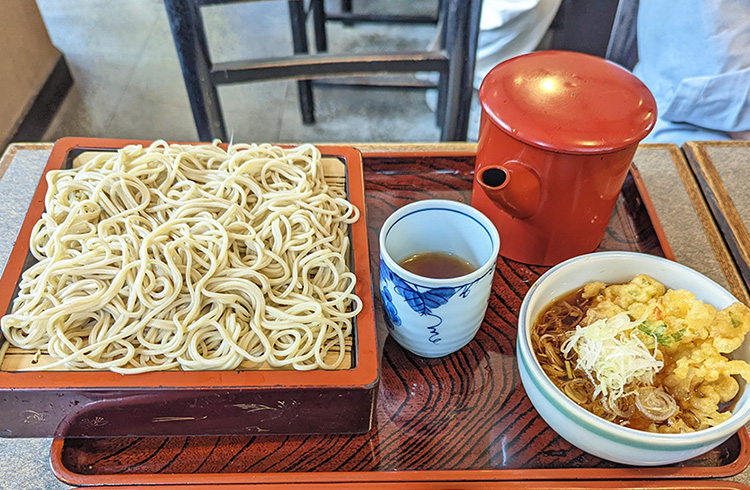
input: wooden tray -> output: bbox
[683,141,750,295]
[51,152,750,487]
[57,481,750,489]
[0,137,378,437]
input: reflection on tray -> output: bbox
[51,152,750,487]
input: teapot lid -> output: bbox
[479,51,657,154]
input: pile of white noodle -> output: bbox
[0,141,362,373]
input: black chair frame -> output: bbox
[163,0,481,142]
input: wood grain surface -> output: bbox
[52,153,750,487]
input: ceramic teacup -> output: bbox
[378,199,500,357]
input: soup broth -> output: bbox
[532,274,750,433]
[535,289,677,431]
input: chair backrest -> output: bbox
[605,0,639,70]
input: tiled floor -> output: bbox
[38,0,481,145]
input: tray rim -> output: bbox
[0,137,379,389]
[41,481,750,490]
[683,141,750,300]
[49,429,750,486]
[47,148,750,486]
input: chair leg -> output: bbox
[164,0,227,141]
[440,0,481,141]
[340,0,354,26]
[288,0,315,124]
[311,0,328,52]
[435,0,449,128]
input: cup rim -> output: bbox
[517,251,750,447]
[379,199,501,286]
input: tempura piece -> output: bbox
[655,289,715,345]
[710,303,750,353]
[539,273,750,433]
[604,274,665,310]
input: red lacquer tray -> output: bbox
[51,151,750,487]
[68,482,750,490]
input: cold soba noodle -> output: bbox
[0,141,361,373]
[533,275,750,433]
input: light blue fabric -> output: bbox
[633,0,750,144]
[646,119,732,145]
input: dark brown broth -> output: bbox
[398,251,476,279]
[533,286,692,432]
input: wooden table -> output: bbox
[0,142,749,489]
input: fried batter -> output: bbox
[583,274,750,432]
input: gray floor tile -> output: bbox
[40,0,464,145]
[98,6,198,141]
[278,83,440,143]
[102,3,293,142]
[324,19,436,53]
[43,83,108,140]
[326,0,438,17]
[220,80,290,142]
[39,0,164,140]
[202,2,297,62]
[37,0,162,58]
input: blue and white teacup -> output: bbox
[378,199,500,357]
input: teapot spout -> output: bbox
[476,162,541,219]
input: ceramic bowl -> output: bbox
[516,251,750,465]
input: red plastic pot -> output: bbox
[472,50,657,266]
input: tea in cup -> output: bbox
[378,199,500,357]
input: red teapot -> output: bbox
[472,51,657,266]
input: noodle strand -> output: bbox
[1,141,361,373]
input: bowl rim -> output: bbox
[378,199,501,286]
[517,251,750,448]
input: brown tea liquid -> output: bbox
[398,251,476,279]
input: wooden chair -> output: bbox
[163,0,482,142]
